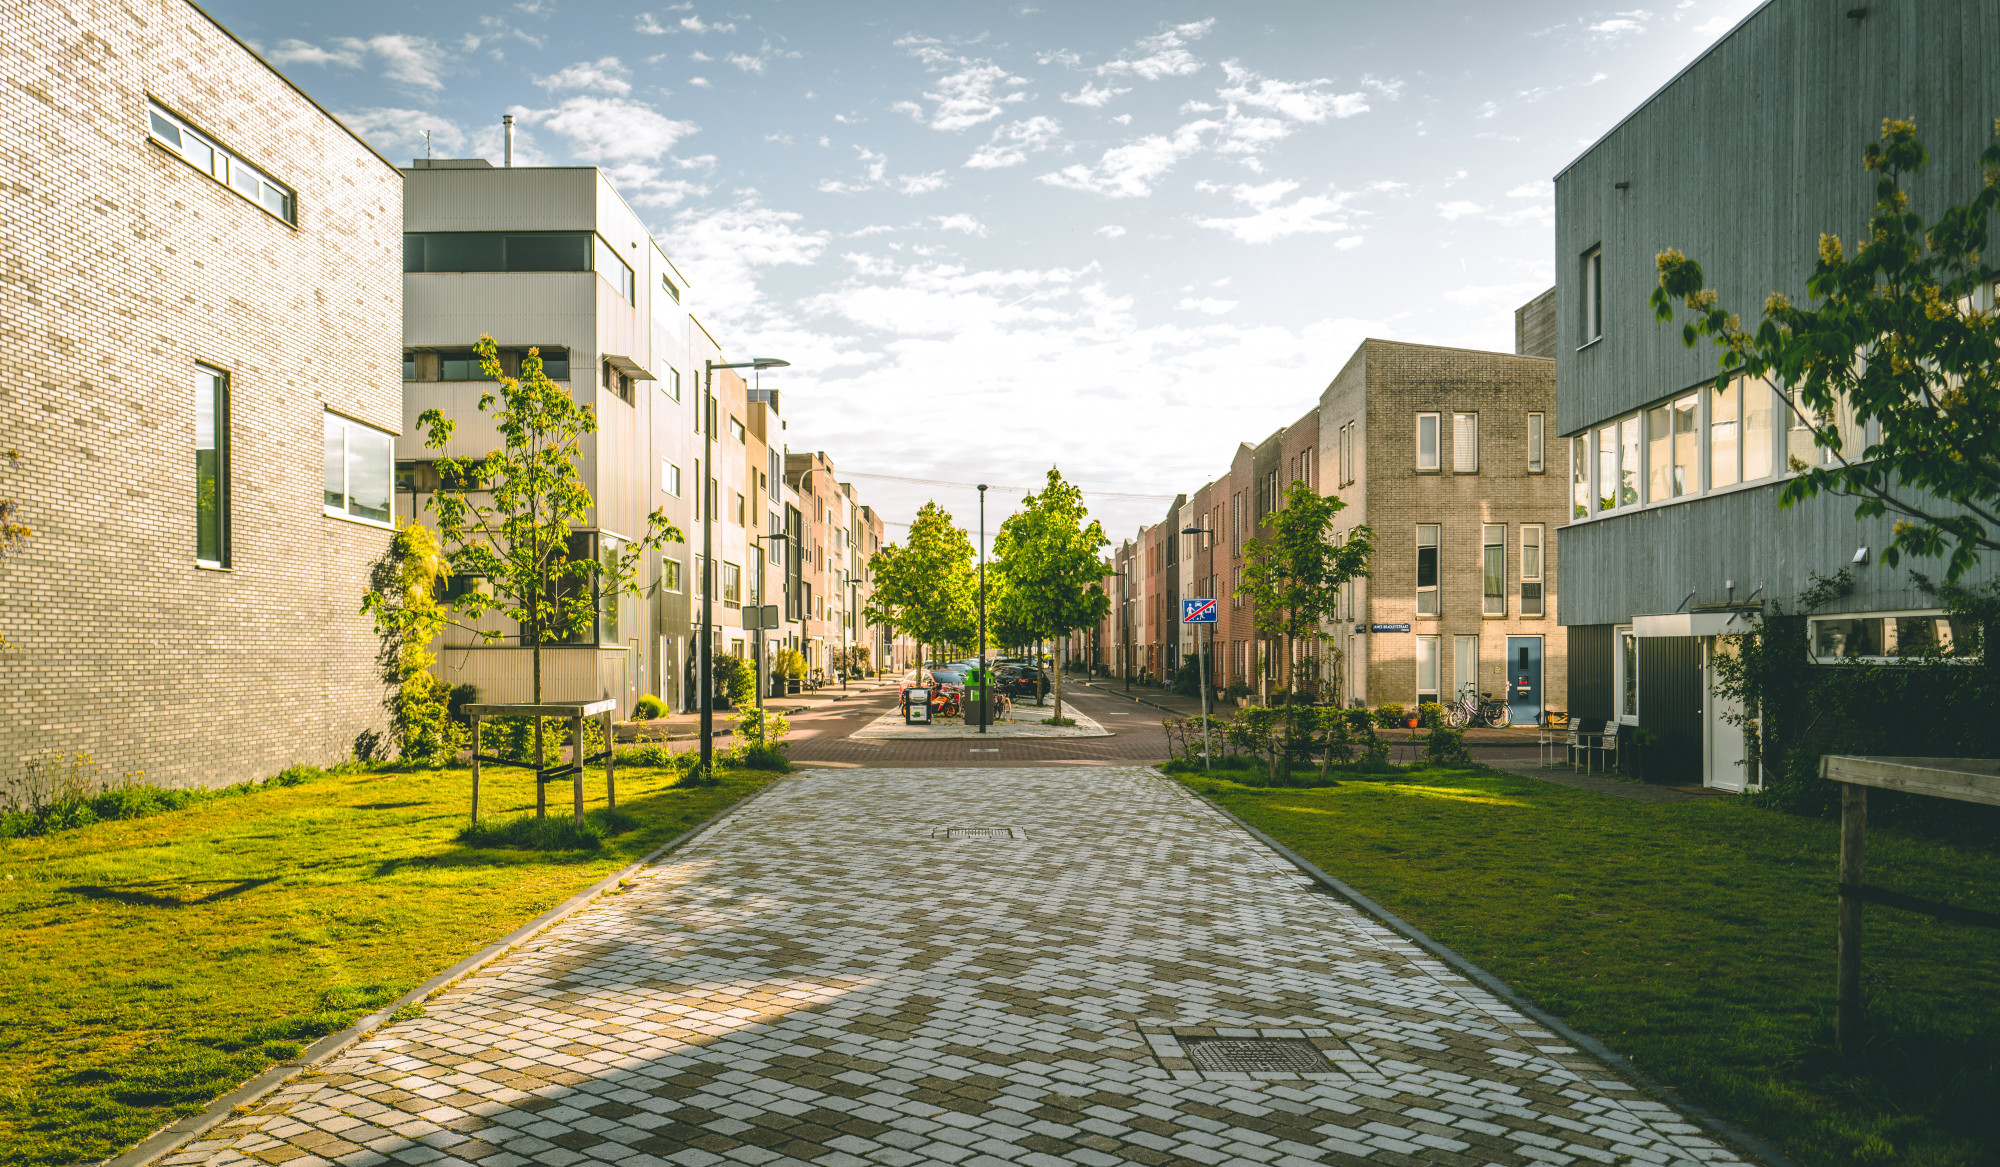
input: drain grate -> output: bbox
[931,826,1026,840]
[1181,1037,1330,1074]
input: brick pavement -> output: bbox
[167,767,1744,1167]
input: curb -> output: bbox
[1080,682,1198,718]
[102,776,793,1167]
[1173,780,1801,1167]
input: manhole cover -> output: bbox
[931,826,1025,840]
[1182,1038,1330,1074]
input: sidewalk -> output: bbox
[849,700,1108,740]
[618,679,897,742]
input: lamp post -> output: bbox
[976,484,988,733]
[752,530,790,734]
[1182,525,1216,770]
[700,356,789,781]
[844,569,864,689]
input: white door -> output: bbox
[1703,638,1746,791]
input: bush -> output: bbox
[620,743,697,771]
[634,694,666,720]
[1170,653,1203,698]
[1373,702,1407,727]
[1424,725,1473,767]
[1417,701,1447,729]
[1224,681,1252,701]
[727,742,792,772]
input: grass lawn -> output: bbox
[1180,765,2000,1167]
[0,758,778,1167]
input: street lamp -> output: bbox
[976,484,988,733]
[1182,525,1216,770]
[700,356,789,782]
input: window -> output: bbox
[1416,524,1440,617]
[604,360,636,405]
[1571,434,1590,519]
[661,365,681,402]
[403,232,591,273]
[662,556,682,593]
[595,235,635,303]
[1338,423,1350,486]
[695,554,708,601]
[1416,412,1440,471]
[1453,413,1479,473]
[1710,377,1741,489]
[1453,635,1478,702]
[1619,416,1640,506]
[323,411,393,526]
[1416,634,1440,704]
[532,348,570,380]
[733,491,746,526]
[1808,610,1978,663]
[401,353,417,380]
[722,561,741,608]
[663,461,682,496]
[149,101,295,224]
[1741,372,1775,480]
[1527,412,1544,473]
[195,365,229,566]
[1582,246,1603,344]
[600,536,621,644]
[730,417,746,443]
[1520,525,1544,617]
[1482,524,1505,616]
[1596,425,1618,512]
[660,271,681,303]
[1615,625,1638,723]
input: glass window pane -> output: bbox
[323,417,345,511]
[349,425,392,523]
[1522,527,1542,580]
[600,537,621,643]
[196,368,225,564]
[1646,405,1671,502]
[1673,394,1699,495]
[1618,417,1640,506]
[1597,426,1618,512]
[1620,630,1638,717]
[541,349,569,380]
[1528,413,1544,472]
[149,109,183,147]
[401,353,417,380]
[1417,635,1440,699]
[229,157,261,201]
[506,233,590,271]
[423,233,505,272]
[402,234,426,272]
[1787,388,1817,469]
[1572,434,1590,518]
[1482,525,1504,615]
[1743,375,1774,480]
[595,235,635,302]
[1813,617,1882,659]
[1454,413,1478,473]
[1710,379,1740,488]
[1417,414,1438,470]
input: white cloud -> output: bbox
[1436,200,1485,220]
[1095,225,1126,238]
[964,116,1063,170]
[526,96,698,161]
[818,146,888,194]
[535,57,631,95]
[1335,236,1363,249]
[898,171,950,195]
[680,13,738,33]
[268,33,447,91]
[1179,297,1238,315]
[269,38,362,68]
[1193,182,1356,244]
[1506,182,1549,199]
[1588,9,1654,38]
[1038,120,1214,198]
[665,193,829,322]
[932,213,987,236]
[1216,62,1369,123]
[1099,18,1213,80]
[337,108,466,159]
[727,52,765,73]
[1061,82,1130,108]
[689,77,712,88]
[690,50,712,62]
[892,37,1030,132]
[1362,75,1404,100]
[765,131,793,145]
[635,13,667,34]
[1111,113,1131,125]
[1476,100,1500,120]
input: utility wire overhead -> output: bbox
[841,470,1176,502]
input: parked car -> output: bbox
[995,664,1050,696]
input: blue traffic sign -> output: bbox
[1182,598,1218,624]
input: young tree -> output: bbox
[1653,118,2000,582]
[992,468,1112,722]
[417,336,681,760]
[1241,479,1374,767]
[862,501,978,673]
[361,523,461,765]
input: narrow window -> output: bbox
[401,353,417,381]
[1582,246,1603,343]
[600,535,621,644]
[694,554,707,601]
[538,348,570,380]
[1453,413,1479,473]
[731,417,746,443]
[733,491,746,526]
[1710,378,1741,488]
[595,234,635,303]
[1416,412,1440,471]
[1571,434,1590,519]
[664,462,682,496]
[150,101,295,225]
[1453,635,1479,702]
[1646,404,1671,502]
[1787,386,1816,469]
[323,411,394,526]
[662,557,683,593]
[661,365,681,402]
[1618,416,1641,506]
[1742,373,1774,480]
[195,365,229,566]
[1527,412,1544,473]
[1416,524,1440,617]
[1481,524,1505,616]
[1596,425,1619,512]
[723,561,742,607]
[660,272,681,303]
[1673,393,1700,495]
[1520,525,1544,617]
[1416,634,1441,705]
[1616,625,1639,722]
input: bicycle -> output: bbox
[1446,683,1512,728]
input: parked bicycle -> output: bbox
[1445,682,1512,728]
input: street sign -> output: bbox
[741,604,780,630]
[1370,623,1412,633]
[1182,597,1218,624]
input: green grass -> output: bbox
[0,759,777,1167]
[1179,765,2000,1167]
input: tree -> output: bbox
[1241,479,1373,776]
[417,336,681,766]
[361,523,461,765]
[1653,117,2000,582]
[992,468,1112,721]
[862,501,978,673]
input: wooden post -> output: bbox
[604,710,617,810]
[1837,781,1866,1052]
[571,712,586,820]
[470,716,482,822]
[534,717,546,819]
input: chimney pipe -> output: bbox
[502,114,514,167]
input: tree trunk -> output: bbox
[1053,637,1065,723]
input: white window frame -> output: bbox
[594,234,635,303]
[1571,433,1590,520]
[1416,524,1440,617]
[1614,624,1639,724]
[322,411,395,529]
[1416,634,1441,704]
[1581,246,1603,345]
[1481,523,1505,616]
[1453,635,1479,703]
[147,100,295,225]
[1519,525,1545,617]
[664,461,682,497]
[1454,412,1479,474]
[661,365,681,402]
[1527,412,1544,474]
[1416,412,1441,472]
[661,556,683,594]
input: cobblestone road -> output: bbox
[171,768,1742,1167]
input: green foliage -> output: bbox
[772,646,808,680]
[1241,478,1373,706]
[1223,680,1251,701]
[721,741,793,772]
[1416,701,1447,729]
[634,694,666,720]
[455,803,642,851]
[992,469,1113,720]
[1169,652,1204,697]
[732,705,790,746]
[1653,119,2000,581]
[1373,702,1407,727]
[710,652,755,708]
[864,500,979,665]
[0,755,352,839]
[361,523,461,766]
[418,336,682,699]
[1423,724,1473,767]
[1347,707,1390,768]
[481,715,606,763]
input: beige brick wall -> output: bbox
[0,1,403,799]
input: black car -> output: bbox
[994,664,1050,696]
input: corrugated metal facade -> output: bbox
[1636,636,1702,783]
[1567,624,1613,727]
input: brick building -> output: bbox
[0,0,403,796]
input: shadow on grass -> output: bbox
[59,878,278,908]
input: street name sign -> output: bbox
[1369,623,1412,633]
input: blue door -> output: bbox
[1506,636,1543,726]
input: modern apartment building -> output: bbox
[1555,0,1999,787]
[1,0,403,795]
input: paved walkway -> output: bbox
[851,703,1109,741]
[173,768,1742,1167]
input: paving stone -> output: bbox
[176,769,1743,1167]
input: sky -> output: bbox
[210,0,1765,542]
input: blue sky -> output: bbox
[213,0,1763,538]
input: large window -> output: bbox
[403,232,591,272]
[1416,634,1440,705]
[1709,377,1741,489]
[149,101,295,224]
[1581,375,1788,519]
[1453,635,1478,702]
[661,556,682,594]
[1416,524,1440,617]
[1581,246,1603,344]
[1453,413,1479,473]
[1520,525,1544,617]
[1808,610,1977,664]
[1416,412,1440,471]
[600,535,622,644]
[1482,524,1505,616]
[1527,412,1544,473]
[408,347,569,382]
[722,561,742,608]
[1596,424,1619,512]
[323,412,394,526]
[1615,625,1638,723]
[595,235,635,303]
[195,365,230,566]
